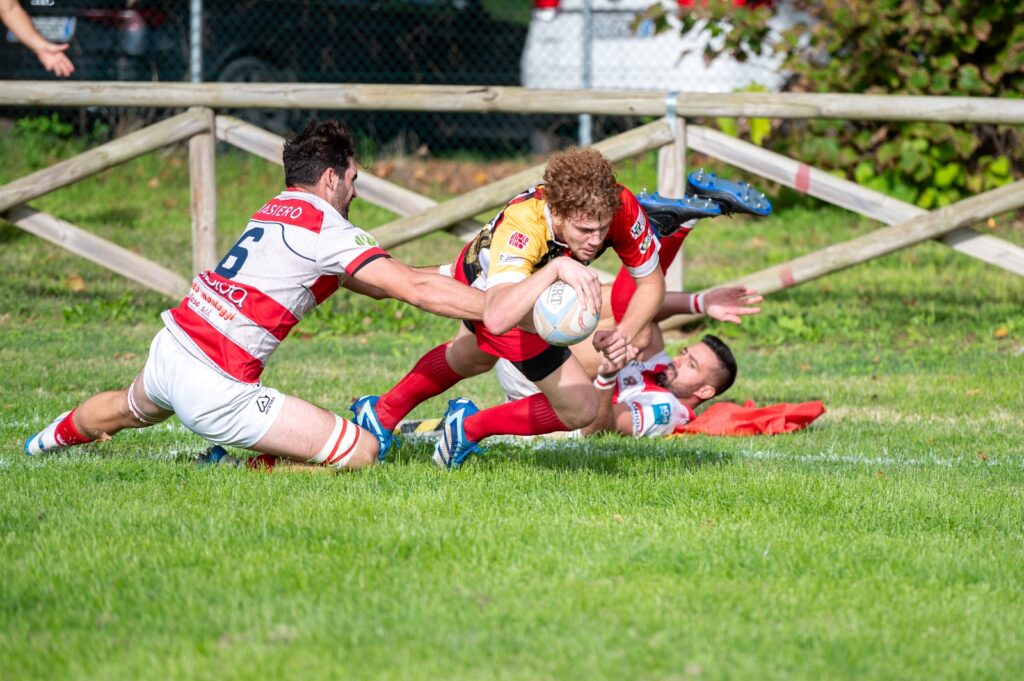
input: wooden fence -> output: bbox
[1,82,1023,331]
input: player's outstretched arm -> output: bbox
[341,276,389,300]
[655,286,762,323]
[351,257,485,320]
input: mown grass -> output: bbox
[1,130,1023,680]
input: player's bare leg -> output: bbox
[251,395,380,470]
[533,356,599,431]
[24,371,172,454]
[444,324,499,377]
[75,372,174,436]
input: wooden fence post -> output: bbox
[189,108,217,273]
[657,116,687,291]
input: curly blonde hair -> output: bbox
[543,147,620,223]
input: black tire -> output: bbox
[216,56,294,135]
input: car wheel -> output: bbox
[216,56,294,135]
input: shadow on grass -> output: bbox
[67,206,145,231]
[440,434,737,476]
[530,438,733,475]
[0,222,29,245]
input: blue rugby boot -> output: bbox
[433,398,483,469]
[350,395,398,462]
[194,445,242,467]
[637,190,722,237]
[686,168,773,216]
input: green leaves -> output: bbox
[687,0,1023,208]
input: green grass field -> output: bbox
[2,130,1023,680]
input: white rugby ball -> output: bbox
[533,280,600,347]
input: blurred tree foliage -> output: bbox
[664,0,1023,207]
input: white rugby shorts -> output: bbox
[494,357,542,401]
[142,328,285,447]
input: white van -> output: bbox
[521,0,799,94]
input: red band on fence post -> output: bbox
[795,164,811,193]
[779,267,795,288]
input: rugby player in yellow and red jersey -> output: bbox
[351,147,666,468]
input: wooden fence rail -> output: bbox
[0,108,214,296]
[0,109,208,214]
[1,85,1021,317]
[685,123,1024,279]
[660,178,1024,329]
[3,82,1024,124]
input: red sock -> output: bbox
[53,409,92,447]
[464,393,568,441]
[377,344,463,429]
[247,454,278,471]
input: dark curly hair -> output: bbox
[542,147,621,223]
[283,119,357,188]
[701,334,738,395]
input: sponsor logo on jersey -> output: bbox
[354,234,378,247]
[622,374,639,387]
[639,231,654,255]
[630,213,647,239]
[200,271,249,309]
[498,253,526,266]
[653,403,672,425]
[508,232,530,249]
[256,395,275,414]
[630,403,643,434]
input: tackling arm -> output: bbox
[342,262,458,300]
[351,257,484,320]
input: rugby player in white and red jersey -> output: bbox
[24,119,484,469]
[351,147,668,468]
[498,329,740,439]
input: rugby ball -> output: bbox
[533,280,600,347]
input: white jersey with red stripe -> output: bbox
[614,350,695,437]
[162,189,390,383]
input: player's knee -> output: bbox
[558,389,599,430]
[340,434,379,470]
[308,414,377,470]
[123,384,165,429]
